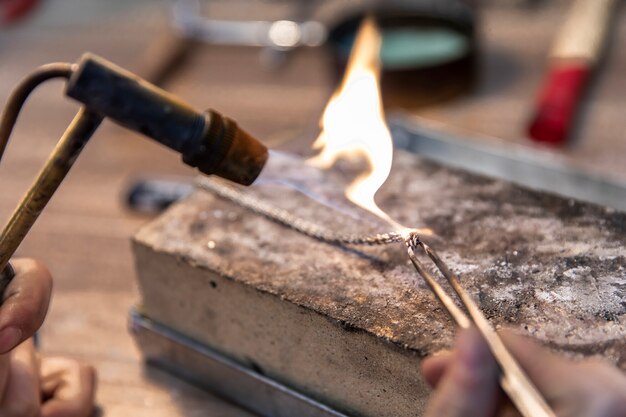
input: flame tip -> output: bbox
[309,18,407,230]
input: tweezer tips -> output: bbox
[405,231,421,249]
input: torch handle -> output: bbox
[65,53,268,185]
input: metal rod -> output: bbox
[198,177,415,246]
[407,236,556,417]
[0,108,102,294]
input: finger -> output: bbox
[423,328,501,417]
[500,330,626,416]
[499,330,573,392]
[0,339,41,417]
[421,350,452,387]
[573,360,626,417]
[0,258,52,353]
[41,357,97,417]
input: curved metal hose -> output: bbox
[0,63,74,162]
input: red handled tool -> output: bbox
[1,0,40,26]
[528,0,616,146]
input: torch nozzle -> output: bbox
[182,110,268,186]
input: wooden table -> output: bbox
[0,1,624,416]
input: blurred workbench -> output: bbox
[0,1,624,416]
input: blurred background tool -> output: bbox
[0,53,268,294]
[0,0,40,26]
[138,0,327,85]
[171,0,326,54]
[527,0,618,145]
[127,178,194,214]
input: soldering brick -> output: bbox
[133,151,626,417]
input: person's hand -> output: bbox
[0,259,96,417]
[39,356,97,417]
[422,327,626,417]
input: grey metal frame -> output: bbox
[130,310,348,417]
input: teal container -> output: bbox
[327,1,477,108]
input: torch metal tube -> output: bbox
[0,108,103,294]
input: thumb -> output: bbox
[0,259,52,353]
[424,327,501,417]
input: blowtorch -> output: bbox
[0,53,268,294]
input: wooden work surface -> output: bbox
[0,1,624,416]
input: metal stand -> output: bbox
[130,309,348,417]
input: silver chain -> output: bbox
[196,178,409,246]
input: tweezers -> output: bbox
[406,234,557,417]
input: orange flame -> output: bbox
[308,18,405,231]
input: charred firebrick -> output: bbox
[132,151,626,417]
